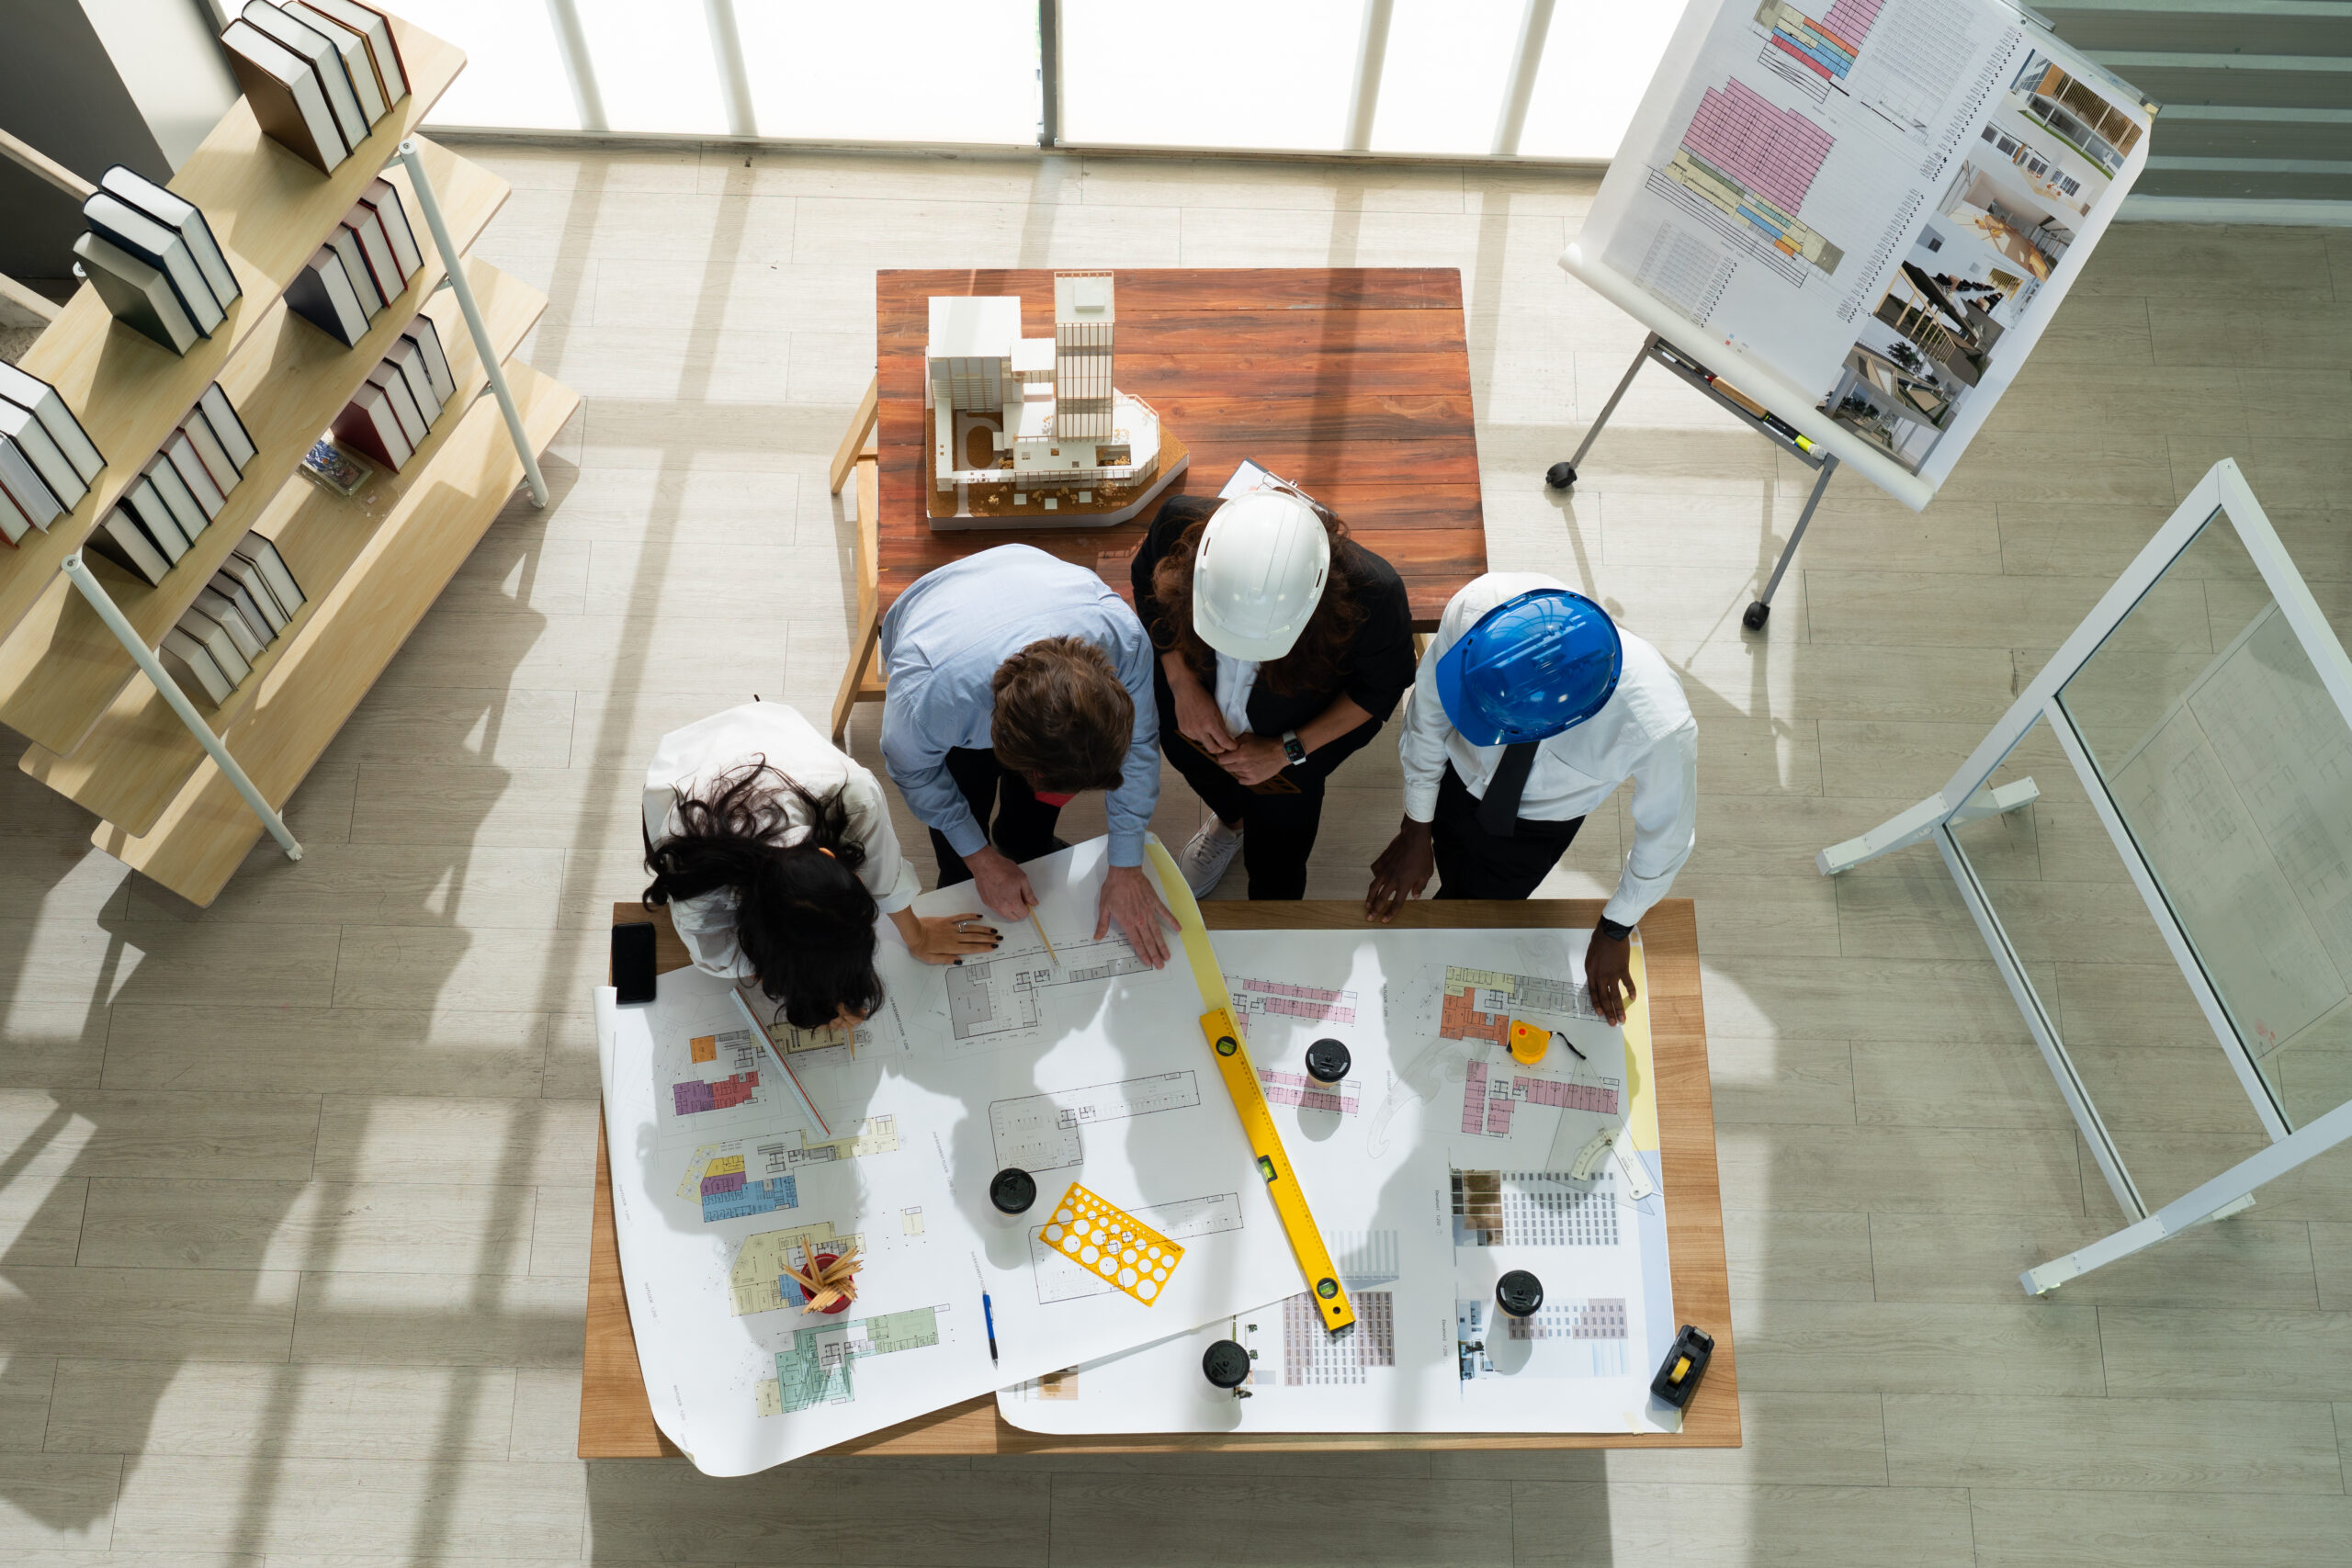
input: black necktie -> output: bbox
[1476,743,1539,838]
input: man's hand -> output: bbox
[1216,735,1289,786]
[1364,818,1436,921]
[1169,666,1237,754]
[909,912,1001,964]
[1096,863,1178,968]
[1586,925,1636,1026]
[964,845,1036,921]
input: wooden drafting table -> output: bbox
[828,266,1488,741]
[582,897,1736,1456]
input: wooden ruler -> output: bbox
[1145,838,1356,1334]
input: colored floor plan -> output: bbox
[1654,80,1844,280]
[1282,1290,1396,1385]
[727,1222,866,1316]
[1758,0,1879,95]
[1453,1169,1623,1248]
[1259,1068,1360,1115]
[1439,966,1600,1041]
[754,1306,944,1416]
[1228,975,1359,1026]
[679,1147,800,1224]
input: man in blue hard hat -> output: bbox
[1363,574,1697,1025]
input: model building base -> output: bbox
[924,408,1189,531]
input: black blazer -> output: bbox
[1129,492,1417,740]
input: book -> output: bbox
[122,475,190,561]
[221,19,347,175]
[178,410,241,495]
[385,335,441,425]
[368,362,426,446]
[326,220,383,315]
[87,506,173,586]
[194,586,268,662]
[0,431,64,530]
[0,364,106,484]
[281,0,386,125]
[299,0,405,101]
[142,455,208,546]
[160,626,233,705]
[298,437,371,498]
[164,431,225,521]
[74,231,202,355]
[0,402,86,511]
[179,604,253,685]
[358,178,421,280]
[331,378,412,468]
[341,206,401,307]
[98,165,239,312]
[198,384,257,471]
[403,315,454,401]
[233,533,306,615]
[217,552,286,624]
[239,2,368,153]
[82,192,224,336]
[0,483,30,545]
[212,567,285,637]
[284,245,368,346]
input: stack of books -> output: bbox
[284,177,423,346]
[158,532,307,706]
[0,364,106,545]
[220,0,408,175]
[330,315,455,470]
[72,166,243,356]
[85,385,257,583]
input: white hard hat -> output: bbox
[1192,488,1332,660]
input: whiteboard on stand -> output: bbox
[1564,0,2154,511]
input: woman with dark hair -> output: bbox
[643,701,1000,1030]
[1133,484,1416,899]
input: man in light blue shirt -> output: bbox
[879,544,1177,967]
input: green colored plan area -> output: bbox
[758,1306,943,1416]
[1666,148,1844,275]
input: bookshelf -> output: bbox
[5,13,578,907]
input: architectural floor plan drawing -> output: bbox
[1581,0,2148,491]
[594,839,1310,1474]
[1000,926,1678,1436]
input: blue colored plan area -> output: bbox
[701,1170,798,1223]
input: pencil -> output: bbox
[1030,908,1060,968]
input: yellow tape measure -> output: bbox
[1145,839,1355,1334]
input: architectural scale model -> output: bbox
[923,271,1189,529]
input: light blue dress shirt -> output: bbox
[879,544,1160,867]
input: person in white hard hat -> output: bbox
[1131,486,1416,898]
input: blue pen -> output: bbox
[982,1292,999,1363]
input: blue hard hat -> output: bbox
[1435,589,1622,746]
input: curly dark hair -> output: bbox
[1148,493,1364,697]
[642,759,884,1030]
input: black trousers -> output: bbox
[1157,683,1384,901]
[929,747,1065,886]
[1431,762,1585,900]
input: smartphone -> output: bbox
[612,921,658,1005]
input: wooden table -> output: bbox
[582,897,1736,1458]
[829,267,1487,741]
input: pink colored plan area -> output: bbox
[1682,78,1835,213]
[674,1072,760,1115]
[1823,0,1883,41]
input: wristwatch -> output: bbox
[1597,916,1634,942]
[1280,729,1307,765]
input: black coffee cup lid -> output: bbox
[1304,1037,1351,1084]
[989,1167,1037,1214]
[1202,1338,1251,1389]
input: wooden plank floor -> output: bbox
[0,138,2346,1564]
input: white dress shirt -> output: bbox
[1213,652,1260,738]
[1398,573,1698,926]
[642,700,921,980]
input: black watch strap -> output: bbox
[1597,916,1634,942]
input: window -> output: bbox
[412,0,1678,164]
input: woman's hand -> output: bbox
[1216,735,1290,786]
[1166,657,1236,754]
[890,907,1002,964]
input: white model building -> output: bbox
[924,271,1174,519]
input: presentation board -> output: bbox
[1565,0,2152,509]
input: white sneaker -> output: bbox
[1174,819,1242,897]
